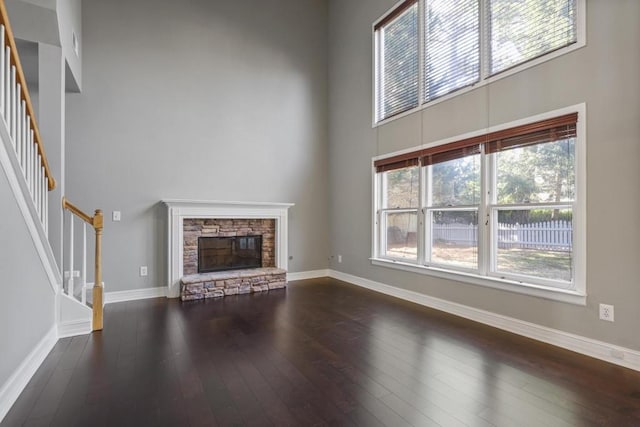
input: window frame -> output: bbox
[371,105,587,305]
[378,163,421,262]
[374,0,420,122]
[372,0,586,126]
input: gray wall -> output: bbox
[328,0,640,350]
[57,0,82,91]
[0,162,55,388]
[66,0,329,292]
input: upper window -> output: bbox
[373,110,583,299]
[374,0,581,123]
[375,1,419,120]
[489,0,577,75]
[424,0,479,102]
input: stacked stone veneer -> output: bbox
[181,218,285,302]
[181,268,286,301]
[183,218,275,275]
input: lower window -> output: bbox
[373,108,584,297]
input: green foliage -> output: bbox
[424,0,479,100]
[498,208,572,225]
[490,0,577,73]
[431,155,480,206]
[385,167,419,208]
[496,138,575,205]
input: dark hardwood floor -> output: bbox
[4,278,640,426]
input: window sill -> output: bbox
[370,258,586,306]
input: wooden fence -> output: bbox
[432,220,572,251]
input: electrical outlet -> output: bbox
[599,304,614,322]
[112,211,121,222]
[140,266,148,277]
[338,255,343,263]
[72,270,80,278]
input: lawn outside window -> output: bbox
[371,106,586,304]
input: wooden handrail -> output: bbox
[62,197,104,331]
[62,196,94,225]
[0,0,55,190]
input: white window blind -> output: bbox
[489,0,577,75]
[424,0,479,102]
[374,0,581,124]
[376,1,419,121]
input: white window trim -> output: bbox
[372,0,587,127]
[371,103,587,305]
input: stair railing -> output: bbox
[0,0,55,233]
[62,197,104,331]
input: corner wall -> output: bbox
[66,0,330,293]
[328,0,640,351]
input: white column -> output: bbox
[38,44,65,270]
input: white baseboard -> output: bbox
[329,269,640,372]
[287,269,331,281]
[0,326,57,422]
[57,319,92,338]
[105,287,167,304]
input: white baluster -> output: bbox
[36,154,42,217]
[17,93,22,165]
[26,105,33,197]
[21,100,28,191]
[23,106,28,179]
[18,92,25,176]
[22,101,27,177]
[38,164,43,223]
[43,164,48,234]
[68,213,74,297]
[3,48,9,126]
[0,26,5,119]
[41,168,46,226]
[28,112,33,196]
[13,77,17,149]
[82,223,87,305]
[22,102,27,187]
[10,65,16,158]
[28,118,34,196]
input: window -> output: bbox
[489,0,577,75]
[379,161,419,260]
[424,0,479,102]
[373,110,583,300]
[374,0,582,123]
[427,146,481,270]
[374,0,419,120]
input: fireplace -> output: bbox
[198,235,262,273]
[182,218,275,275]
[163,199,293,298]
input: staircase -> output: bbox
[0,0,102,333]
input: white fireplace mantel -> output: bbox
[163,199,294,298]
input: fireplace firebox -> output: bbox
[198,236,262,273]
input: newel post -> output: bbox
[92,209,104,331]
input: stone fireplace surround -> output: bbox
[183,218,276,274]
[163,200,294,299]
